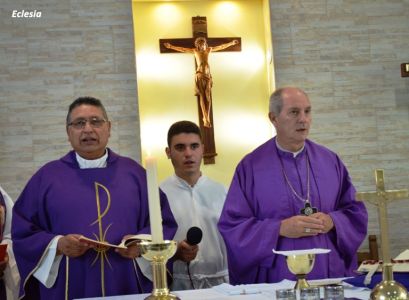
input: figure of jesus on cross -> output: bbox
[160,16,241,164]
[164,37,238,127]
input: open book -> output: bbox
[358,249,409,273]
[79,234,152,250]
[357,249,409,286]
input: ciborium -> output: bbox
[370,263,408,300]
[286,253,315,289]
[138,240,180,300]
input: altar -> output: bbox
[74,278,371,300]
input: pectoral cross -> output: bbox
[159,16,241,164]
[300,202,318,216]
[356,169,409,263]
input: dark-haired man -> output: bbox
[12,97,177,299]
[160,120,229,290]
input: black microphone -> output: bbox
[186,226,203,245]
[185,226,203,289]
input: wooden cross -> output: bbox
[159,16,241,164]
[356,169,409,263]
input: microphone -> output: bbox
[186,226,203,246]
[185,226,202,289]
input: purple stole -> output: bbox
[0,192,6,299]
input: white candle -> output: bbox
[145,155,164,243]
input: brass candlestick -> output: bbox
[370,263,408,300]
[138,240,180,300]
[286,254,315,289]
[357,169,409,300]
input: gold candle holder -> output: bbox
[286,254,315,289]
[370,263,408,300]
[138,240,180,300]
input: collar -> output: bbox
[174,174,204,189]
[75,150,108,169]
[275,139,305,158]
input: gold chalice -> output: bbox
[286,254,315,289]
[138,240,180,300]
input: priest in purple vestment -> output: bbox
[218,87,368,285]
[12,97,178,300]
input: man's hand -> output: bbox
[0,252,9,278]
[174,240,198,263]
[310,212,334,233]
[115,235,141,259]
[57,234,94,258]
[280,215,325,238]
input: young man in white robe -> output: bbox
[160,121,229,290]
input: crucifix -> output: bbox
[356,169,409,263]
[159,16,241,164]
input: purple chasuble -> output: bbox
[0,192,6,299]
[218,138,367,285]
[12,149,177,300]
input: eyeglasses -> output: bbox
[68,117,107,130]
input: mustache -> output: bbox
[81,134,97,140]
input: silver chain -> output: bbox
[280,154,310,204]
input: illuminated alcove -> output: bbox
[132,0,275,186]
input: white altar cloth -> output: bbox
[74,278,371,300]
